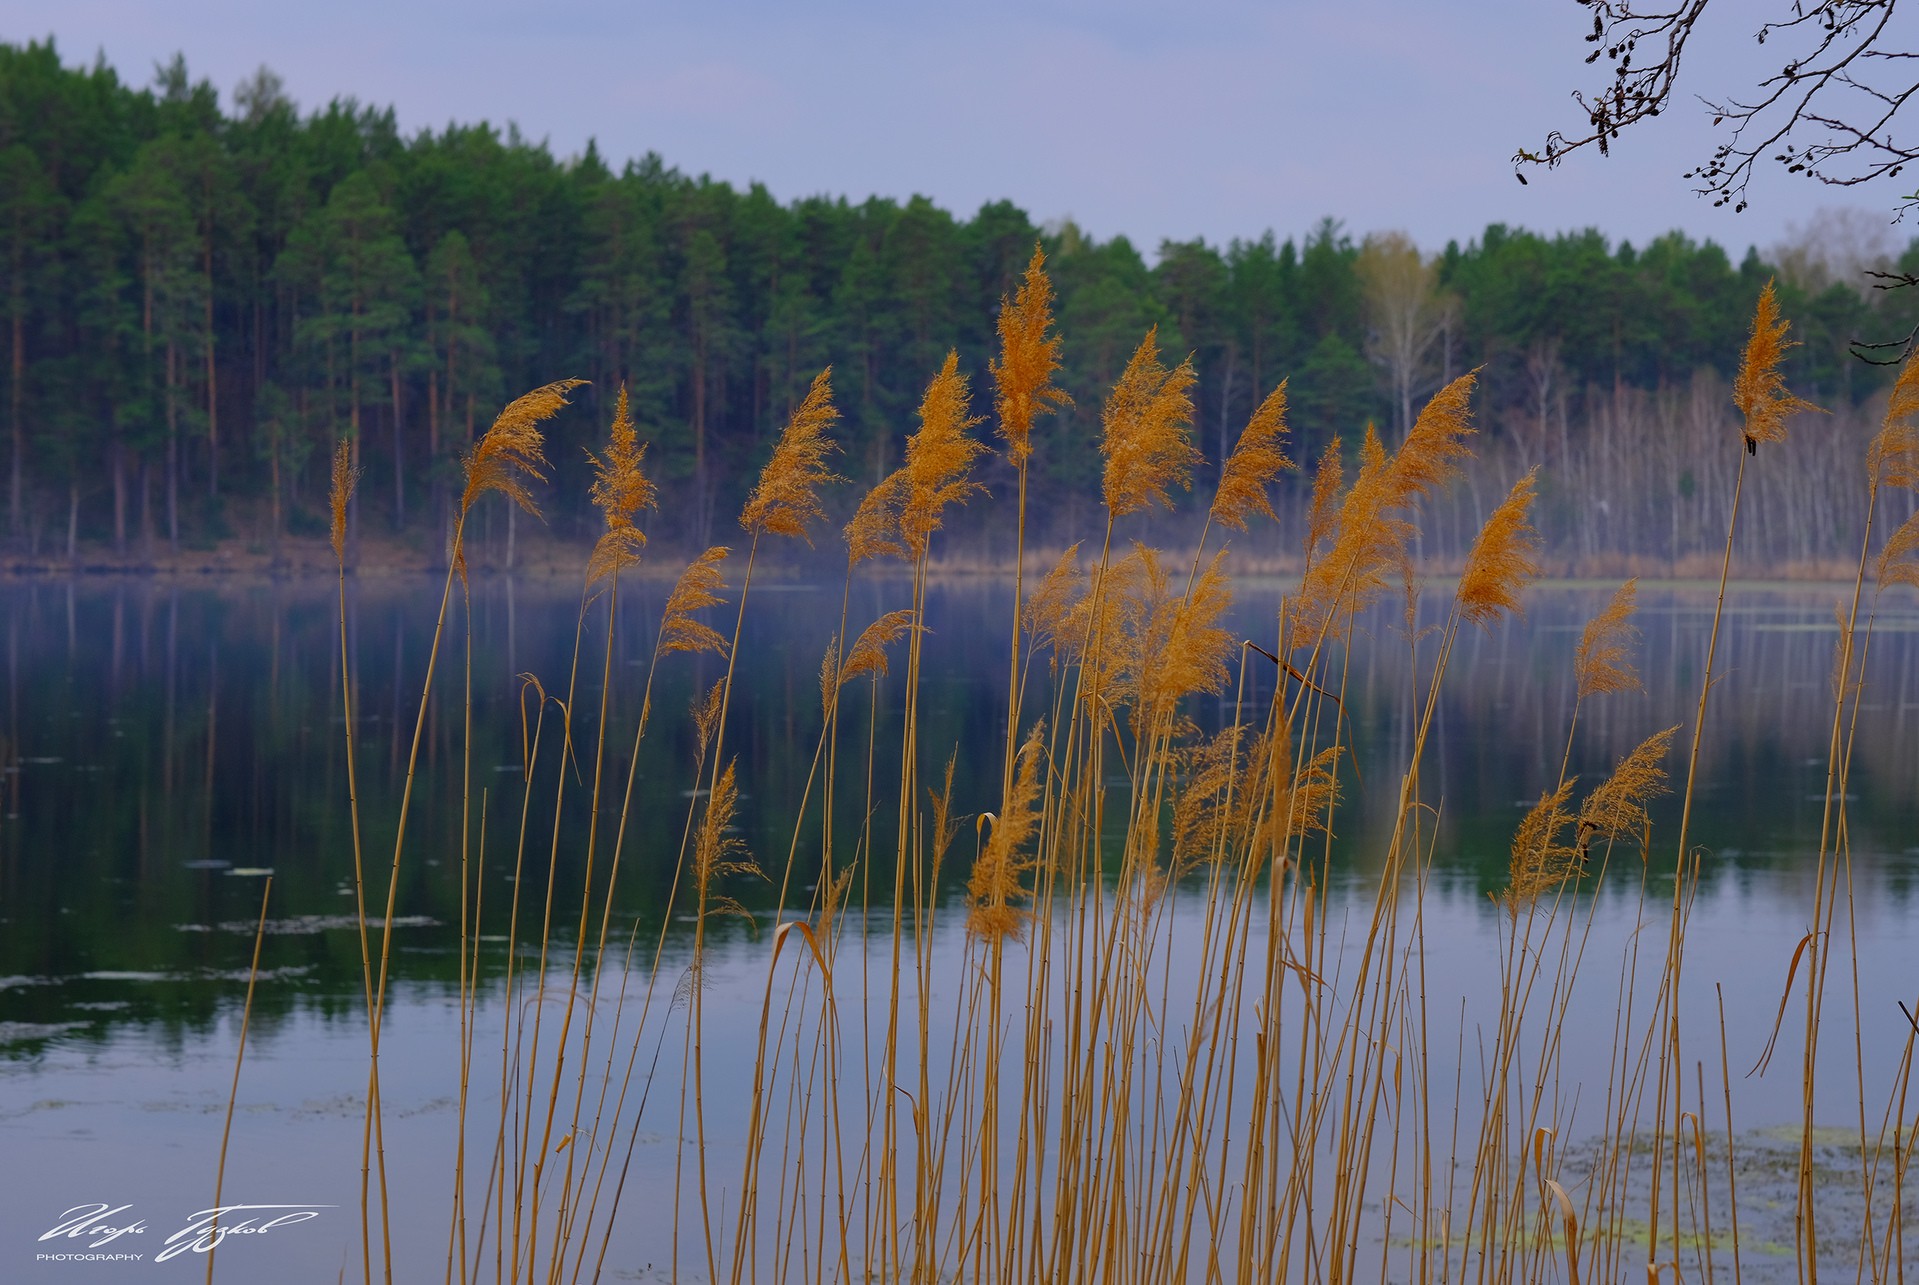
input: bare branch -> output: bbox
[1520,1,1919,216]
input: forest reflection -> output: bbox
[2,574,1916,1048]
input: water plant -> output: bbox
[317,258,1915,1285]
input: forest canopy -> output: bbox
[3,38,1918,563]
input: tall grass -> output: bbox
[326,259,1919,1283]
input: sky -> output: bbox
[5,0,1913,263]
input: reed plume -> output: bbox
[1501,777,1579,916]
[586,387,659,585]
[838,609,917,687]
[1170,722,1338,876]
[1101,327,1200,518]
[1291,376,1479,641]
[1134,548,1236,721]
[1575,579,1642,699]
[694,762,759,922]
[1877,508,1919,589]
[844,468,907,567]
[740,369,843,541]
[1059,545,1148,704]
[901,351,987,557]
[329,437,359,563]
[1256,745,1341,854]
[1291,427,1410,639]
[1732,280,1822,454]
[967,720,1045,942]
[1869,347,1919,495]
[693,680,725,756]
[1388,370,1477,507]
[461,379,584,516]
[1576,725,1677,859]
[1303,436,1344,567]
[1171,724,1244,874]
[992,245,1070,466]
[1022,543,1084,659]
[1211,381,1294,532]
[659,547,731,658]
[1456,467,1540,629]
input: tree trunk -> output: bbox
[349,307,361,548]
[112,439,127,555]
[692,328,709,544]
[204,242,218,499]
[140,456,154,555]
[165,339,179,551]
[9,303,22,539]
[268,411,281,553]
[390,350,404,529]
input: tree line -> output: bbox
[4,38,1917,563]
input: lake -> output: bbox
[1,572,1916,1282]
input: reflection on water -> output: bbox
[1,575,1917,1280]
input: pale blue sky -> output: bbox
[4,0,1905,259]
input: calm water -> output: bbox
[1,574,1917,1281]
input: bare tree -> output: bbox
[1356,232,1450,440]
[1770,204,1900,294]
[1518,2,1917,214]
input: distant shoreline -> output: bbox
[0,537,1874,588]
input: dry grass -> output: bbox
[318,274,1919,1285]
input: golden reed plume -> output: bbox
[461,379,585,516]
[1135,548,1235,720]
[1171,725,1242,874]
[1869,345,1919,496]
[1575,579,1642,699]
[1878,509,1919,589]
[1504,725,1676,914]
[1576,725,1676,859]
[1457,467,1541,629]
[844,469,907,567]
[1389,370,1477,509]
[902,351,987,557]
[1291,374,1479,642]
[659,547,732,658]
[967,720,1046,942]
[837,609,917,689]
[1060,546,1148,705]
[692,679,725,757]
[1022,543,1084,659]
[1502,778,1579,917]
[991,246,1070,467]
[586,386,659,584]
[694,762,760,920]
[1211,381,1294,532]
[1732,280,1822,455]
[1101,327,1200,518]
[1291,428,1406,639]
[328,437,359,564]
[1302,436,1344,570]
[741,369,843,541]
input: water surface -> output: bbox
[1,575,1916,1281]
